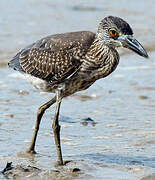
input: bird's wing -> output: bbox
[10,31,95,82]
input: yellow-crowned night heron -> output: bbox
[8,16,148,165]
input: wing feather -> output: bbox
[9,31,95,82]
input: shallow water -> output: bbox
[0,0,155,179]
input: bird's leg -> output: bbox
[26,96,56,154]
[52,89,63,165]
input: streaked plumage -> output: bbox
[9,31,94,81]
[8,16,148,165]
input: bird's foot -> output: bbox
[55,161,64,166]
[26,149,37,154]
[54,160,71,167]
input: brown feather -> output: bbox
[19,31,95,82]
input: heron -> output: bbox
[8,16,148,165]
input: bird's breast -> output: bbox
[80,46,120,81]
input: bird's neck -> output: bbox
[81,37,120,80]
[88,37,118,60]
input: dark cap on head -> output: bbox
[102,16,133,35]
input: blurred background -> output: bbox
[0,0,155,179]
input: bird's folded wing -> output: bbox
[11,31,95,82]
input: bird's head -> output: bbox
[97,16,148,58]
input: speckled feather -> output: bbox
[10,31,95,82]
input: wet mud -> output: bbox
[1,161,82,180]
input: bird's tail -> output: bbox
[8,52,25,73]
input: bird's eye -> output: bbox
[109,29,119,38]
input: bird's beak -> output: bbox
[118,35,148,58]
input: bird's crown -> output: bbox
[99,16,133,35]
